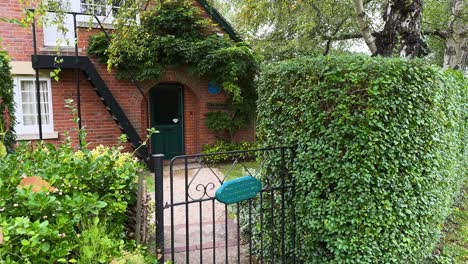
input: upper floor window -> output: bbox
[80,0,122,17]
[43,0,130,47]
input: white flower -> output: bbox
[13,203,18,207]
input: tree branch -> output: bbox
[353,0,377,54]
[323,17,350,55]
[324,33,364,41]
[423,30,449,39]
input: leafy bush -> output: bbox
[0,50,15,154]
[204,111,232,135]
[201,140,257,164]
[88,0,258,101]
[256,55,466,263]
[204,111,252,141]
[76,218,123,263]
[0,141,142,263]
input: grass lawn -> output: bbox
[428,186,467,263]
[215,161,260,181]
[141,171,155,193]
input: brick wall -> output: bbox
[0,0,254,155]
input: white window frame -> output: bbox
[76,0,123,24]
[43,0,137,47]
[13,76,57,139]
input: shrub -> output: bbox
[256,55,466,263]
[0,141,142,263]
[76,218,123,263]
[201,140,257,164]
[0,50,15,154]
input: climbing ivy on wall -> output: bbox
[88,0,258,139]
[0,49,15,155]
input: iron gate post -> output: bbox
[153,154,165,263]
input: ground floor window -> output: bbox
[13,76,55,138]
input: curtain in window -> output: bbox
[20,81,50,126]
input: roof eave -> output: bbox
[197,0,242,42]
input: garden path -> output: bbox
[150,162,250,263]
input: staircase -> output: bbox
[32,55,149,162]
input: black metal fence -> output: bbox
[153,147,297,263]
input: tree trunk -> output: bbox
[443,0,467,70]
[353,0,378,54]
[375,0,428,58]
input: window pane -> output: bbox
[81,0,108,16]
[20,81,35,103]
[112,0,123,15]
[23,114,37,126]
[19,80,51,127]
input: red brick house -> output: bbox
[0,0,254,162]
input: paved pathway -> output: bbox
[150,162,250,263]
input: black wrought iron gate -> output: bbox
[153,147,297,263]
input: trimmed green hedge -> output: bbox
[0,50,15,153]
[256,56,466,263]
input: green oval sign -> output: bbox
[215,176,262,205]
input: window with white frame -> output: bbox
[13,77,55,137]
[43,0,131,47]
[80,0,123,17]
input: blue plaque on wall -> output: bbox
[208,82,221,95]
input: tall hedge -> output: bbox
[256,56,466,263]
[0,49,15,152]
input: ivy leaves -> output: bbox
[88,0,258,105]
[88,0,259,140]
[0,50,15,153]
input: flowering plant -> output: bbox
[0,140,143,263]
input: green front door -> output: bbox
[150,84,184,158]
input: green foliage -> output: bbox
[88,0,258,138]
[201,140,257,164]
[204,111,232,135]
[427,185,468,264]
[423,0,452,66]
[214,0,455,66]
[87,0,257,94]
[216,0,379,60]
[76,218,124,263]
[204,110,252,141]
[256,55,467,263]
[0,50,15,153]
[0,142,143,263]
[87,33,111,64]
